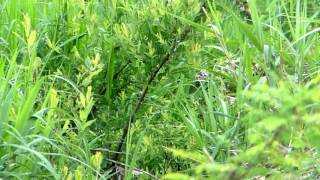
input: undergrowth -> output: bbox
[0,0,320,179]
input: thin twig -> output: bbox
[113,60,132,80]
[98,59,132,95]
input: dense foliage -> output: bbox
[1,0,320,179]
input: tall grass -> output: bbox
[0,0,320,179]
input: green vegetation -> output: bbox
[1,0,320,179]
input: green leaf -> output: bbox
[162,173,192,180]
[15,78,44,135]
